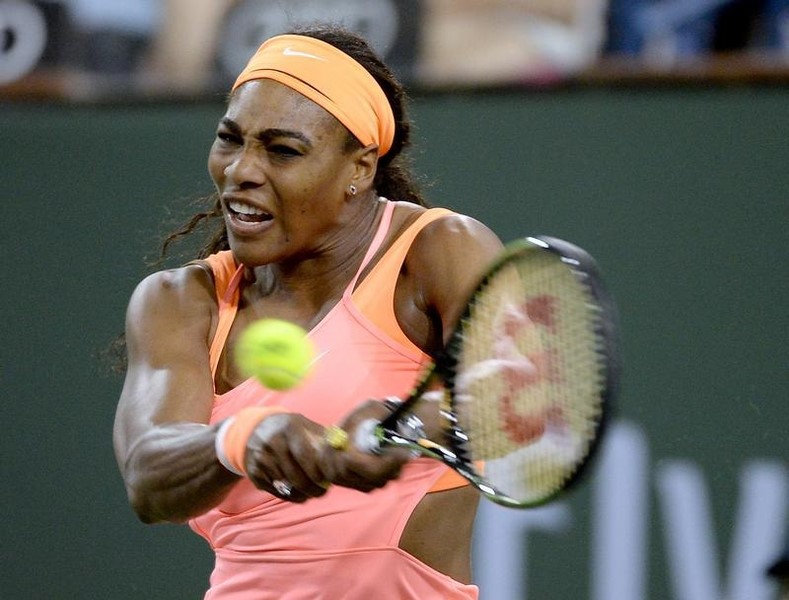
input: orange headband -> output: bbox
[232,34,395,157]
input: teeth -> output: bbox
[229,200,265,215]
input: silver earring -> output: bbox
[348,184,357,196]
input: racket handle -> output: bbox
[354,419,383,454]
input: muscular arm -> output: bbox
[396,213,504,431]
[413,214,504,346]
[113,265,239,524]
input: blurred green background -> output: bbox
[2,85,787,599]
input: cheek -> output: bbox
[207,146,226,186]
[282,182,337,230]
[295,180,340,218]
[311,158,353,197]
[286,193,319,221]
[290,164,345,205]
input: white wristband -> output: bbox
[215,416,245,476]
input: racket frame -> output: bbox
[371,236,620,508]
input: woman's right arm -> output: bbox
[113,265,239,524]
[115,266,416,519]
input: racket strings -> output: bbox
[452,251,606,505]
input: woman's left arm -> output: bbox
[407,213,505,351]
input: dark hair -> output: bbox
[160,23,427,262]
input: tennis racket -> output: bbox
[354,236,620,509]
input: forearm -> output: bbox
[120,422,239,524]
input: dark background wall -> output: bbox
[2,86,787,599]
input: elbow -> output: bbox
[123,473,198,525]
[129,494,159,524]
[117,426,230,524]
[119,441,188,524]
[126,486,189,525]
[123,465,184,525]
[125,477,165,524]
[133,507,158,525]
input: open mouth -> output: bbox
[228,200,272,223]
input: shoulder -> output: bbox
[127,263,217,323]
[409,211,504,270]
[389,202,501,253]
[422,211,499,243]
[124,264,220,360]
[404,209,504,331]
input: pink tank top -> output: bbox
[188,202,479,599]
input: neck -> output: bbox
[242,197,384,323]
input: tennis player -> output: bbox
[113,23,503,599]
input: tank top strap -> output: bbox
[351,207,454,351]
[344,199,396,295]
[202,251,244,381]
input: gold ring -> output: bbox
[325,425,349,450]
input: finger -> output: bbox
[319,422,413,491]
[246,443,311,502]
[245,446,286,492]
[279,442,330,499]
[298,427,335,489]
[329,449,409,491]
[244,415,331,500]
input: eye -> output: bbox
[268,144,302,158]
[216,129,240,145]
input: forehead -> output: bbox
[226,79,343,137]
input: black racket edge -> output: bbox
[377,236,622,506]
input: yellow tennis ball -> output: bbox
[235,318,315,390]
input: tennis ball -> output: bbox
[235,318,315,390]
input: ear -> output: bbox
[349,144,379,193]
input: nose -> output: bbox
[223,146,266,188]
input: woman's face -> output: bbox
[208,79,360,267]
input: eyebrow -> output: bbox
[219,118,312,147]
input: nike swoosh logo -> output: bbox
[283,47,326,61]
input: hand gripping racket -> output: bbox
[353,236,620,509]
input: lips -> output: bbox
[228,199,272,223]
[224,197,275,236]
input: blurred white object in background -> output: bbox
[0,0,48,84]
[417,0,609,86]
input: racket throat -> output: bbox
[384,398,427,440]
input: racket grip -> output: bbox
[354,419,383,454]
